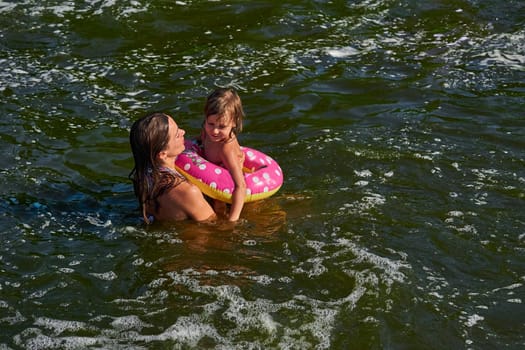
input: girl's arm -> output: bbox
[220,142,246,222]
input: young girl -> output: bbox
[200,87,247,222]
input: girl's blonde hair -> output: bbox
[204,87,245,136]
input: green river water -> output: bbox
[1,1,524,348]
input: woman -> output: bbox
[129,112,216,223]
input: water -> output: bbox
[1,0,524,348]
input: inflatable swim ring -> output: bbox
[174,139,283,203]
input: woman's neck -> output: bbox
[157,158,175,170]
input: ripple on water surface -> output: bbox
[1,0,524,348]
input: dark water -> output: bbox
[1,1,524,348]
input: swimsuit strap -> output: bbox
[145,166,185,194]
[159,166,184,178]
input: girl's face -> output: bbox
[204,114,235,142]
[163,117,185,157]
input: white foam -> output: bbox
[337,238,410,286]
[137,315,223,345]
[16,332,101,349]
[293,256,328,277]
[34,317,91,335]
[465,313,484,327]
[249,274,274,285]
[86,216,112,228]
[0,1,17,13]
[132,258,144,266]
[326,46,360,58]
[479,49,525,70]
[110,315,151,331]
[491,283,522,293]
[89,271,117,281]
[58,267,75,274]
[354,169,373,177]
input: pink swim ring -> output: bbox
[174,139,284,203]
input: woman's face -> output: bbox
[164,116,185,157]
[204,113,235,142]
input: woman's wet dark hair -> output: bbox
[129,112,183,223]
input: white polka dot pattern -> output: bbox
[175,139,284,203]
